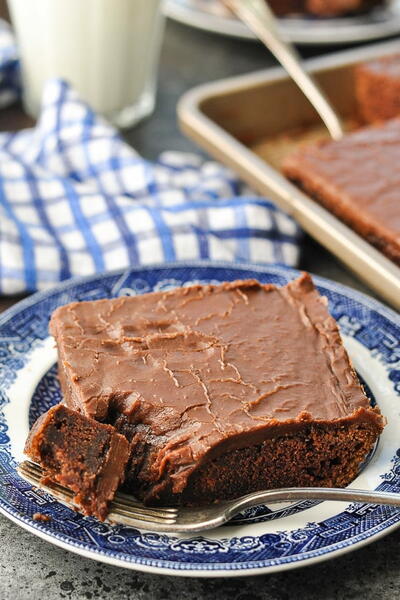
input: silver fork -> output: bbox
[224,0,344,140]
[18,460,400,533]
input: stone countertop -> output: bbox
[1,17,399,600]
[1,517,400,599]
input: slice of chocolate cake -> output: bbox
[25,404,130,520]
[305,0,384,16]
[48,274,384,506]
[283,118,400,266]
[268,0,384,16]
[356,54,400,124]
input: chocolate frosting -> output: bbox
[50,274,383,499]
[283,118,400,263]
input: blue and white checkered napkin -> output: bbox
[0,43,300,296]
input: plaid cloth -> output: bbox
[0,78,301,294]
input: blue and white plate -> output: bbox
[1,262,400,577]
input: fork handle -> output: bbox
[224,0,344,140]
[227,487,400,518]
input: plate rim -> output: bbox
[1,259,400,577]
[163,0,400,45]
[2,505,400,577]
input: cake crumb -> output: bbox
[33,512,52,522]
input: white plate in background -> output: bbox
[164,0,400,44]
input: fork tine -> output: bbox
[106,514,178,530]
[22,460,41,472]
[110,507,177,524]
[18,464,75,508]
[20,461,44,478]
[18,464,69,498]
[115,491,178,513]
[18,461,179,525]
[18,460,224,531]
[111,499,177,518]
[18,460,221,531]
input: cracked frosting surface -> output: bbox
[50,273,382,498]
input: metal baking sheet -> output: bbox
[177,39,400,310]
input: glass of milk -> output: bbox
[8,0,164,128]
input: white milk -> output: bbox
[8,0,164,127]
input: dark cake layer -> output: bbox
[306,0,384,16]
[268,0,306,16]
[116,413,381,505]
[356,54,400,124]
[49,274,384,506]
[178,423,379,505]
[25,404,129,520]
[283,118,400,266]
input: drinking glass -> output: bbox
[8,0,165,127]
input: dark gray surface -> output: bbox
[1,516,400,599]
[1,17,399,600]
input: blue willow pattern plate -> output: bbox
[1,262,400,577]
